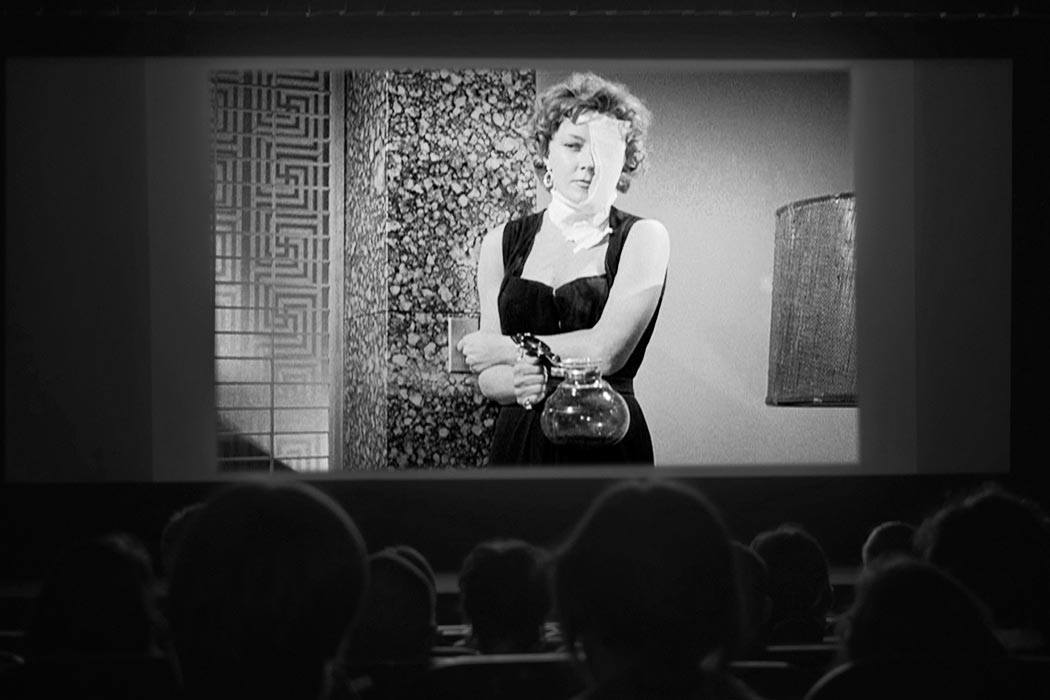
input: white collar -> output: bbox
[547,191,612,253]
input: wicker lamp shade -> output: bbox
[766,193,857,406]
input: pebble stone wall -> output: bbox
[344,69,537,470]
[343,71,390,470]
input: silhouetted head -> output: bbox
[342,548,436,666]
[750,524,833,644]
[392,544,437,600]
[732,541,772,657]
[915,483,1050,635]
[459,538,552,654]
[159,501,205,579]
[167,479,368,700]
[861,521,916,571]
[556,479,739,674]
[842,556,1004,663]
[27,532,162,657]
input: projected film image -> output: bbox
[209,66,857,472]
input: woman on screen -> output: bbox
[457,73,669,466]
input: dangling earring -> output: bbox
[543,167,553,190]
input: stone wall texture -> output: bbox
[343,71,390,469]
[343,68,536,470]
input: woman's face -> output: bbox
[545,115,599,204]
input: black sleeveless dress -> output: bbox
[488,206,665,467]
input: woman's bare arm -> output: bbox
[474,225,521,404]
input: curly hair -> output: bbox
[526,72,652,193]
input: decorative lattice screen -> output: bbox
[210,70,342,472]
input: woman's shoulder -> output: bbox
[605,211,669,279]
[485,210,544,239]
[613,208,668,237]
[486,210,545,251]
[480,211,545,269]
[626,216,668,234]
[630,218,669,238]
[617,216,670,261]
[507,209,546,230]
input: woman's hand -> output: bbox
[513,355,550,410]
[457,331,516,374]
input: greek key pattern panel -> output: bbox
[211,70,333,473]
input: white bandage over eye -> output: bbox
[577,112,630,214]
[548,112,631,253]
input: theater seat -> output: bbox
[430,644,481,657]
[0,650,24,674]
[424,652,586,700]
[758,644,839,673]
[729,660,822,700]
[0,630,26,657]
[1002,654,1050,698]
[0,653,180,700]
[804,657,1003,700]
[435,624,471,646]
[334,661,431,700]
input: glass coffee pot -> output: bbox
[512,333,630,446]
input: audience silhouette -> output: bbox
[860,521,915,572]
[26,532,164,658]
[392,545,438,602]
[345,548,438,665]
[809,556,1007,700]
[915,483,1050,654]
[458,538,553,654]
[333,547,438,700]
[750,525,833,645]
[731,542,773,659]
[555,478,761,700]
[9,532,175,699]
[841,556,1004,663]
[158,501,205,580]
[166,479,368,700]
[3,476,1048,700]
